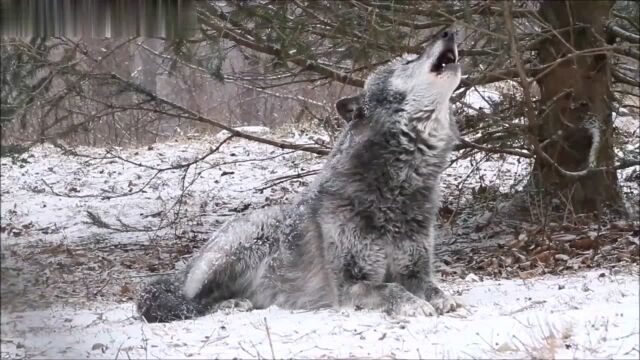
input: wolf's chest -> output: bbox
[338,234,428,283]
[383,239,428,281]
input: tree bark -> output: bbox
[533,0,624,215]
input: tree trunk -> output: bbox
[532,0,623,215]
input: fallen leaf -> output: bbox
[572,237,599,251]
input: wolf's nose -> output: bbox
[441,31,455,41]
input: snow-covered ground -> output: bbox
[0,129,323,248]
[1,126,639,359]
[2,270,638,359]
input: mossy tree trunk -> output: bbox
[533,0,623,215]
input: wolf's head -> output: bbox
[336,31,461,124]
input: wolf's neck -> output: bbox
[337,116,448,201]
[409,105,456,148]
[383,104,455,153]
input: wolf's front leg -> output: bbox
[424,280,457,314]
[399,276,458,315]
[339,281,437,316]
[395,240,458,315]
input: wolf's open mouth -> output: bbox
[432,49,458,72]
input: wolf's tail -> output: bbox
[136,276,206,323]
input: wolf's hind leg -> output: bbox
[183,207,286,305]
[339,282,437,316]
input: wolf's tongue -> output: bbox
[442,50,456,65]
[447,53,456,63]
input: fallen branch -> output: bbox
[256,169,320,192]
[264,317,276,360]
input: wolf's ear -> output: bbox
[335,95,364,123]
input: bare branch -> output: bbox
[196,7,365,88]
[455,138,533,159]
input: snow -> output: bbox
[459,86,502,112]
[2,270,638,359]
[456,81,525,113]
[0,136,322,247]
[1,133,639,359]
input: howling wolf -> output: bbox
[137,31,462,323]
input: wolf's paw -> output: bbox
[213,298,254,313]
[427,292,458,314]
[389,297,437,317]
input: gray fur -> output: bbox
[137,31,462,322]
